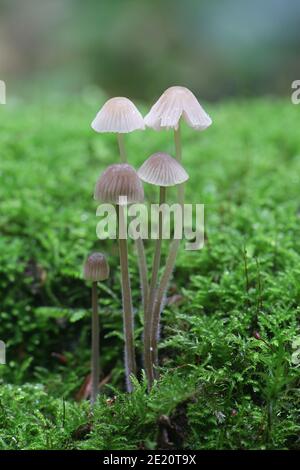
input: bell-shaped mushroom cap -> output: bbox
[144,86,212,131]
[94,163,144,205]
[83,252,109,281]
[138,152,189,187]
[91,97,145,133]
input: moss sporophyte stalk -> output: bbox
[90,86,212,391]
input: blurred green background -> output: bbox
[1,1,300,450]
[1,0,300,101]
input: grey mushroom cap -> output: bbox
[83,252,109,281]
[94,163,144,205]
[137,152,189,187]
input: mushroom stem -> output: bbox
[117,133,127,163]
[116,135,149,318]
[117,204,136,392]
[175,121,185,207]
[151,126,185,377]
[136,237,149,314]
[174,123,182,163]
[144,186,166,388]
[91,281,100,406]
[151,237,181,374]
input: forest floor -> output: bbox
[0,95,299,449]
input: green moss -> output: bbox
[0,95,299,449]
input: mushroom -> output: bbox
[145,86,211,209]
[91,97,145,163]
[144,87,212,381]
[92,97,148,317]
[83,252,109,405]
[144,85,212,138]
[94,163,144,392]
[138,152,189,387]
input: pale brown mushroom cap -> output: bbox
[144,86,212,131]
[91,97,145,133]
[83,252,109,281]
[94,163,144,204]
[138,152,189,187]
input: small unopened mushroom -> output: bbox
[91,97,145,162]
[83,252,109,405]
[94,163,144,392]
[138,152,189,387]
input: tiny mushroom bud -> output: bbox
[253,330,261,340]
[83,252,109,282]
[94,163,144,392]
[144,86,212,132]
[83,252,109,406]
[138,152,189,388]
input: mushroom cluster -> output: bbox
[84,86,212,400]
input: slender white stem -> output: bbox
[151,122,185,377]
[144,186,166,388]
[117,204,136,392]
[117,133,127,163]
[91,281,100,406]
[135,237,148,314]
[116,134,149,321]
[175,123,184,206]
[174,124,182,163]
[151,238,181,371]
